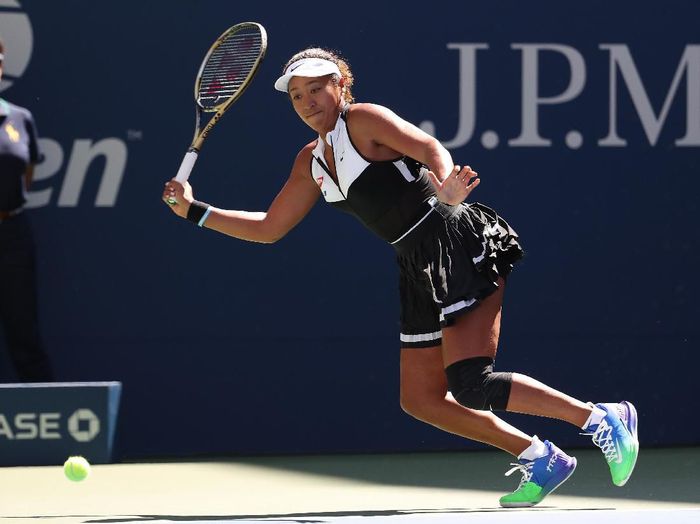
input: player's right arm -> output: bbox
[163,142,320,244]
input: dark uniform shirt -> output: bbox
[310,109,436,244]
[308,107,524,347]
[0,99,40,211]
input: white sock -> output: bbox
[581,405,607,430]
[519,435,548,460]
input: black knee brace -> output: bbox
[445,356,512,411]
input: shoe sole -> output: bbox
[616,401,639,487]
[500,457,577,508]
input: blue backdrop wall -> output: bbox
[0,0,698,459]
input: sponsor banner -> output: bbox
[0,382,121,466]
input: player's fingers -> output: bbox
[459,165,475,177]
[426,170,442,190]
[465,177,481,193]
[162,184,179,206]
[459,168,478,187]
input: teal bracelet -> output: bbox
[186,200,209,226]
[198,206,212,227]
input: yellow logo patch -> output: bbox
[5,122,20,143]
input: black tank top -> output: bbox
[310,109,437,243]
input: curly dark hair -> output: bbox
[282,47,355,104]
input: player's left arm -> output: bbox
[349,103,480,205]
[350,103,452,178]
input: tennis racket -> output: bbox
[167,22,267,204]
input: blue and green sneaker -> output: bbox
[499,440,577,508]
[585,401,639,487]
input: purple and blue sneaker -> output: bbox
[499,439,577,507]
[584,401,639,486]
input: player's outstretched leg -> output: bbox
[582,401,639,486]
[499,436,577,508]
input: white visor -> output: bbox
[274,57,341,93]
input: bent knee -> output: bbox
[400,387,447,421]
[445,356,512,411]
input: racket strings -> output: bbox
[198,29,264,109]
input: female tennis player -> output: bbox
[163,47,639,507]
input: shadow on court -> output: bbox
[79,507,623,523]
[148,446,700,505]
[2,448,698,523]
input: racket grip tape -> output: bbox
[174,150,199,183]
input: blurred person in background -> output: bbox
[0,35,53,382]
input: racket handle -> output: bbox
[167,151,199,205]
[174,150,198,183]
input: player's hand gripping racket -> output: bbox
[167,22,267,205]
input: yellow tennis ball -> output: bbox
[63,455,91,482]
